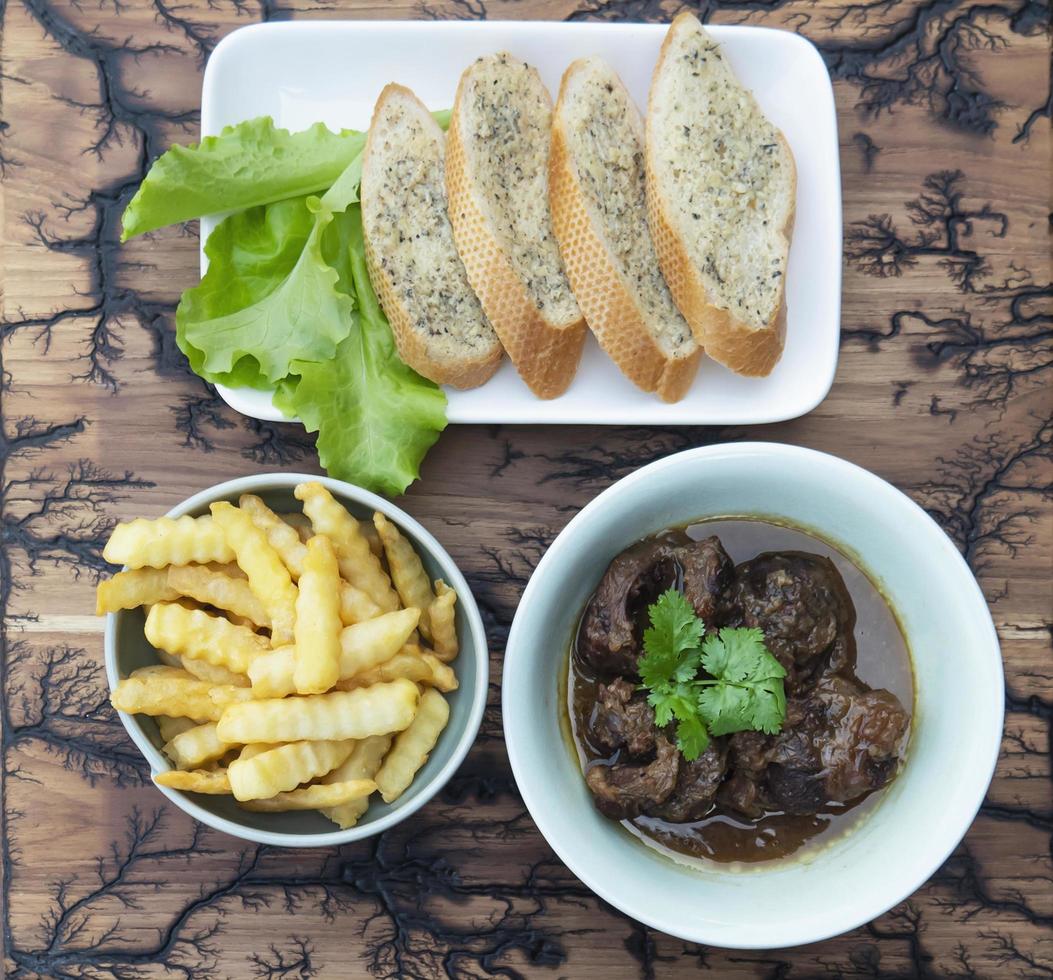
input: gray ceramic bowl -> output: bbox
[104,473,488,846]
[503,442,1003,948]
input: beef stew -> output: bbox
[567,518,913,864]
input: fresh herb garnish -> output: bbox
[637,589,787,761]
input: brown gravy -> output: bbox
[566,518,914,865]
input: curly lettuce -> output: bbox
[122,117,365,241]
[125,115,451,495]
[275,208,447,496]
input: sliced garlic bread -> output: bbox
[447,53,585,399]
[550,56,701,402]
[360,83,502,389]
[646,11,796,377]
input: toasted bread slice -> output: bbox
[646,12,796,377]
[550,56,701,402]
[360,83,503,389]
[447,54,586,399]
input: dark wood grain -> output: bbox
[2,1,1050,976]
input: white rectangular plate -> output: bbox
[201,20,841,425]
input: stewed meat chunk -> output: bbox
[585,736,680,820]
[577,538,679,677]
[680,535,737,625]
[733,552,855,689]
[578,534,736,678]
[587,677,656,758]
[645,741,727,823]
[721,677,909,817]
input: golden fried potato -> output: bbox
[294,482,398,611]
[278,511,314,544]
[216,679,420,744]
[96,568,180,614]
[103,516,235,568]
[373,512,435,640]
[241,779,376,812]
[210,502,298,645]
[293,536,342,695]
[155,768,232,794]
[163,722,237,770]
[156,715,197,743]
[247,609,419,698]
[321,734,391,829]
[240,494,308,579]
[339,581,382,626]
[227,739,352,801]
[428,579,459,662]
[167,564,270,628]
[145,602,269,676]
[175,655,251,688]
[375,688,450,804]
[360,520,383,559]
[111,670,244,723]
[336,647,457,693]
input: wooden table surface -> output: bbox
[2,1,1050,976]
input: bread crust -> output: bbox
[550,60,702,403]
[360,83,503,390]
[446,60,586,399]
[646,11,794,378]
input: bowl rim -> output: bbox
[502,441,1004,948]
[104,472,489,847]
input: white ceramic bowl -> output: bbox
[503,443,1003,949]
[104,474,488,847]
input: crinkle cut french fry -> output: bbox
[216,679,420,744]
[428,580,459,662]
[167,564,270,628]
[322,734,391,829]
[293,536,343,695]
[375,688,450,804]
[241,779,376,812]
[245,646,298,699]
[277,511,313,545]
[103,516,236,568]
[156,715,197,743]
[164,722,237,769]
[208,685,257,708]
[373,512,435,640]
[337,648,457,693]
[294,482,398,612]
[145,602,269,675]
[96,568,180,615]
[227,739,353,801]
[210,501,298,645]
[240,494,308,579]
[339,582,382,626]
[236,742,281,762]
[359,520,383,559]
[336,607,420,679]
[155,768,232,794]
[111,671,236,723]
[177,655,251,688]
[248,610,419,698]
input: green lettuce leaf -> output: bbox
[122,117,366,241]
[275,207,447,496]
[175,149,368,386]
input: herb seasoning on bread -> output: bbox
[646,12,796,377]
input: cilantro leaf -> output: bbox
[675,712,710,761]
[638,589,704,692]
[697,628,787,736]
[636,592,788,762]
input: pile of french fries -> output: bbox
[98,482,458,828]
